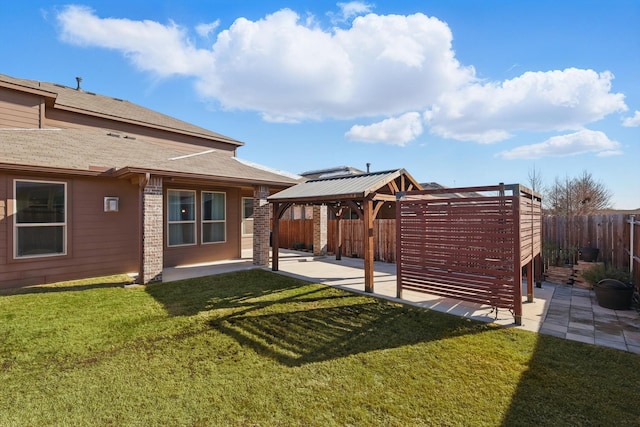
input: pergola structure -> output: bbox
[268,169,422,293]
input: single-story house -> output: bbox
[0,73,300,288]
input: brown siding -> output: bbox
[163,185,242,267]
[45,109,237,154]
[0,87,41,128]
[0,173,139,288]
[0,181,6,265]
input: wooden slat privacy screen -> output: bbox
[396,184,542,324]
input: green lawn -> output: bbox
[1,269,639,426]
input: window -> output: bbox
[168,190,196,246]
[242,197,254,235]
[202,192,226,243]
[14,180,66,258]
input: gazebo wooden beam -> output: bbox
[345,200,363,220]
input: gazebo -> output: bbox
[268,169,422,293]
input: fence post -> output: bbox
[630,215,636,276]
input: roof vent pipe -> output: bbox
[75,76,82,91]
[366,162,371,173]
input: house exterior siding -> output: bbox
[0,88,42,128]
[0,173,139,288]
[44,108,239,154]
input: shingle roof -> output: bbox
[268,169,421,202]
[0,128,300,187]
[0,73,243,146]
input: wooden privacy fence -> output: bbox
[395,184,542,325]
[277,219,397,262]
[542,214,639,269]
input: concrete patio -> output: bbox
[163,249,640,354]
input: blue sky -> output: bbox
[1,1,639,209]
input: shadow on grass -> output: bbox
[147,269,493,366]
[500,333,640,426]
[146,269,307,316]
[211,300,490,366]
[0,277,134,296]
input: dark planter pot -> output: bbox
[579,247,599,262]
[594,279,634,310]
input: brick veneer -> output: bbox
[253,185,270,266]
[140,176,163,283]
[313,205,327,256]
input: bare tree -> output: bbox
[543,170,612,215]
[527,167,543,194]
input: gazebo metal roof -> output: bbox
[268,169,421,204]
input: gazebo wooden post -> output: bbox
[336,212,342,260]
[396,192,404,299]
[512,189,523,325]
[272,202,280,271]
[526,260,534,303]
[535,253,543,288]
[328,204,343,261]
[363,198,374,293]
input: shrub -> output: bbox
[581,264,632,286]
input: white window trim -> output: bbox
[167,189,197,247]
[13,179,67,259]
[202,191,226,244]
[241,197,254,237]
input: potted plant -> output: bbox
[581,264,634,310]
[578,244,599,262]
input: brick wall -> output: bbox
[141,176,163,283]
[253,185,270,266]
[313,205,327,256]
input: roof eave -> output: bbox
[111,167,297,188]
[0,162,104,177]
[0,79,58,99]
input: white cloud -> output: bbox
[56,6,473,124]
[328,2,375,24]
[195,20,220,38]
[497,129,621,159]
[622,110,640,127]
[55,7,629,146]
[426,68,627,143]
[57,5,213,76]
[345,112,423,145]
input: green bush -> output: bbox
[581,264,632,286]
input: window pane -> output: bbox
[242,218,254,235]
[203,222,225,243]
[17,226,64,256]
[16,181,65,223]
[168,223,195,246]
[243,198,254,219]
[168,190,194,221]
[203,192,225,221]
